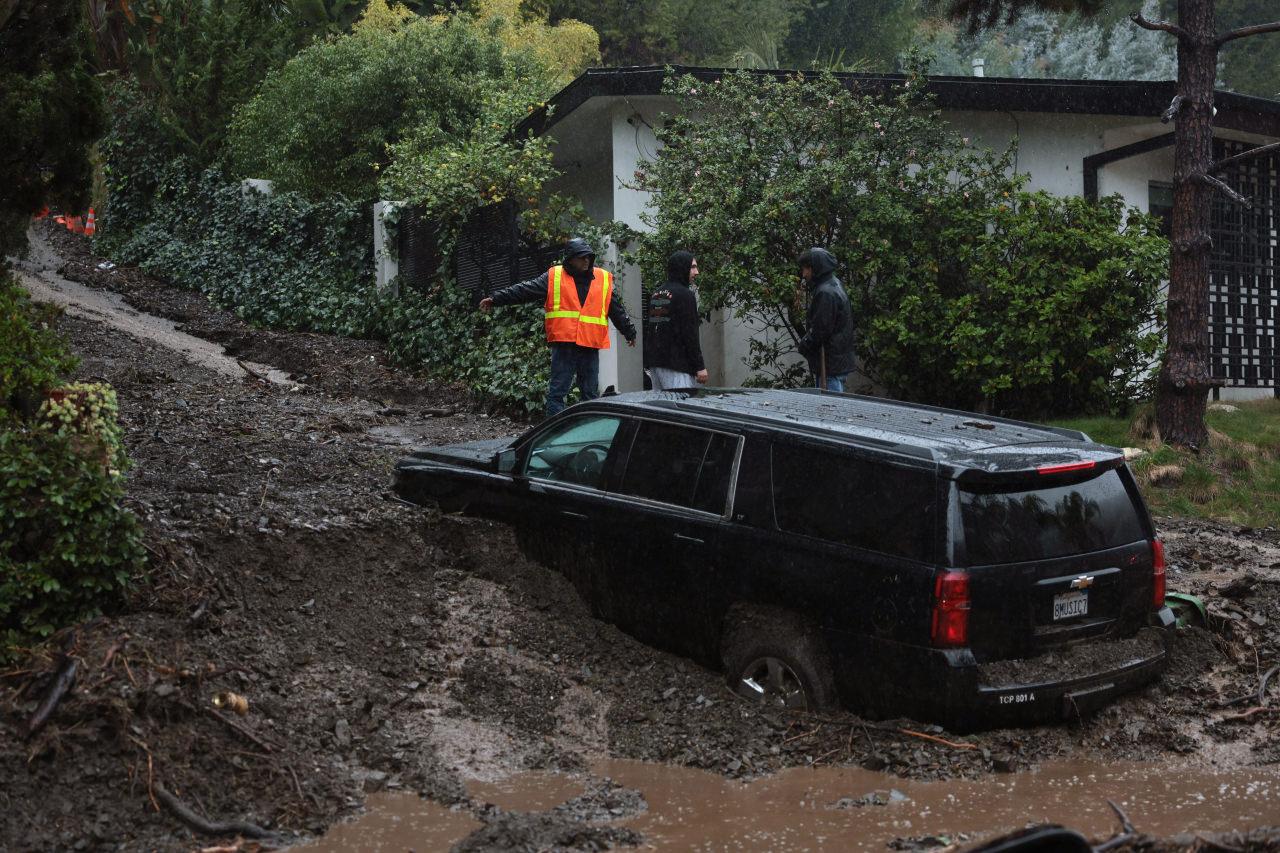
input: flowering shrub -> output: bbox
[0,276,143,658]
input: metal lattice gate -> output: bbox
[1210,138,1280,395]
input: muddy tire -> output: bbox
[721,606,838,712]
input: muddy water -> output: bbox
[303,758,1280,851]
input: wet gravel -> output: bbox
[1,228,1277,851]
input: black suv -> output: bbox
[393,389,1174,730]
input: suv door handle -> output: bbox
[673,533,704,544]
[560,510,588,520]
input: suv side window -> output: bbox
[524,415,623,489]
[618,421,738,514]
[772,442,935,561]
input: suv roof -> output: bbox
[586,388,1122,472]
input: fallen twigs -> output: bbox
[1093,799,1137,852]
[1257,665,1279,707]
[1194,834,1245,853]
[898,728,978,750]
[24,656,78,738]
[154,781,276,840]
[1221,706,1280,723]
[207,707,277,753]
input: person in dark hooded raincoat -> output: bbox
[644,250,708,391]
[795,247,855,392]
[480,237,636,418]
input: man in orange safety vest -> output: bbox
[480,238,636,418]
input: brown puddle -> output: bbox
[298,759,1280,851]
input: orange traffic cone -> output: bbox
[84,208,95,236]
[68,216,83,234]
[34,206,49,220]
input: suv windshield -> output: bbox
[960,469,1146,565]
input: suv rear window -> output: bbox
[960,469,1146,565]
[772,442,935,561]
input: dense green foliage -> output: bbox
[634,71,1167,415]
[94,0,303,166]
[785,0,917,70]
[546,0,805,66]
[225,4,555,200]
[0,0,105,256]
[0,275,144,658]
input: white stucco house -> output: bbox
[491,67,1280,400]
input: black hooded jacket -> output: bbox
[796,248,856,376]
[643,250,705,375]
[488,238,636,343]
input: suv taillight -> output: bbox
[931,570,970,648]
[1151,539,1167,608]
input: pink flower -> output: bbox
[827,99,835,106]
[694,169,701,177]
[873,121,882,130]
[962,137,970,145]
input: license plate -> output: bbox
[1053,590,1088,620]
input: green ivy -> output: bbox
[0,275,144,660]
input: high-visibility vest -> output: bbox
[544,265,613,349]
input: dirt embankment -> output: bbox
[2,227,1278,851]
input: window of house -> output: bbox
[1149,182,1174,238]
[618,422,738,513]
[771,442,935,561]
[525,415,623,489]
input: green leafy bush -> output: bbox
[864,192,1166,416]
[225,6,549,201]
[0,275,143,658]
[633,69,1167,416]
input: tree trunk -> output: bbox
[1155,0,1218,449]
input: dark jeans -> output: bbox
[547,343,600,418]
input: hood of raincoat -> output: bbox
[564,237,595,264]
[666,250,695,286]
[799,247,838,286]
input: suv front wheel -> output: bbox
[721,606,837,712]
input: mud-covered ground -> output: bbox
[2,226,1278,851]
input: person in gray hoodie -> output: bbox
[795,247,855,392]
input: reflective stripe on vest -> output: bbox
[544,266,612,349]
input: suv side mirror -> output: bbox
[496,448,517,474]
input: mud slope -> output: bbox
[1,229,1277,851]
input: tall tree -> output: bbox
[0,0,105,257]
[784,0,919,71]
[942,0,1280,448]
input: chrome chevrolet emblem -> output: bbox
[1070,575,1095,589]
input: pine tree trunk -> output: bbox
[1155,0,1217,449]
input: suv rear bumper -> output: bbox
[829,613,1174,731]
